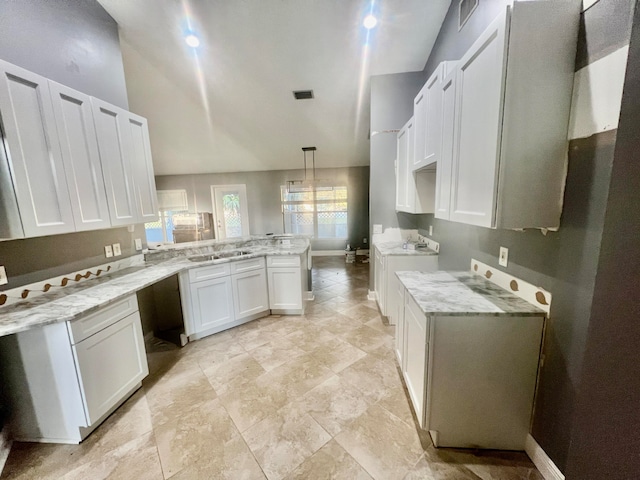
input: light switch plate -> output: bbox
[135,238,143,251]
[105,245,113,258]
[429,225,433,236]
[112,243,122,256]
[0,266,8,286]
[499,246,509,267]
[373,224,382,234]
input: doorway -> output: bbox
[211,184,250,239]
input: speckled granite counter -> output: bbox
[374,241,438,256]
[396,271,545,316]
[0,238,309,337]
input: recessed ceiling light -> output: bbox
[363,14,377,29]
[185,34,200,48]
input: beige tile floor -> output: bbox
[1,256,543,480]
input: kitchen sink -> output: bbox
[188,251,252,262]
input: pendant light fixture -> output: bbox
[286,147,333,193]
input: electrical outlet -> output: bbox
[112,243,122,256]
[135,238,143,251]
[499,246,509,267]
[363,238,367,244]
[429,225,433,236]
[373,224,382,234]
[0,266,8,286]
[105,245,113,258]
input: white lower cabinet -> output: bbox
[267,255,304,314]
[181,257,270,340]
[233,268,269,319]
[395,285,545,450]
[0,295,148,443]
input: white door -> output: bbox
[403,295,429,429]
[49,81,112,231]
[233,269,269,319]
[126,113,158,223]
[449,11,508,227]
[191,276,235,333]
[413,67,442,171]
[267,267,302,311]
[434,68,458,220]
[72,312,148,425]
[211,184,250,239]
[91,97,137,226]
[0,59,75,237]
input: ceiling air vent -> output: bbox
[293,90,314,100]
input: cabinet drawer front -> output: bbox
[189,263,231,282]
[230,256,265,274]
[267,255,300,268]
[67,295,139,344]
[72,311,148,425]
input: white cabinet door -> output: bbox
[72,312,148,425]
[394,279,405,367]
[434,68,457,220]
[0,59,75,237]
[449,12,508,227]
[126,113,158,223]
[267,267,302,311]
[91,98,137,226]
[233,268,269,319]
[395,123,409,212]
[374,248,386,315]
[191,276,235,333]
[403,295,429,428]
[413,68,442,171]
[49,81,111,231]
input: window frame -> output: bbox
[280,185,348,239]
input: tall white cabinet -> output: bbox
[0,59,75,237]
[439,2,580,229]
[49,81,112,231]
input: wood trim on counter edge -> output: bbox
[525,434,565,480]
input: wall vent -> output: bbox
[293,90,314,100]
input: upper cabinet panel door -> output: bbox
[49,81,111,231]
[0,60,75,237]
[413,68,441,171]
[449,11,508,228]
[395,125,408,212]
[126,113,158,223]
[434,68,457,220]
[91,98,137,226]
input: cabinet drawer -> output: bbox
[267,255,300,268]
[67,295,139,344]
[189,263,231,283]
[230,256,265,274]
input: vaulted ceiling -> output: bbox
[98,0,451,175]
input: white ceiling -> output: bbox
[98,0,451,175]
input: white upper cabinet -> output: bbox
[434,68,457,220]
[396,117,436,215]
[448,2,579,229]
[49,81,111,231]
[0,60,75,237]
[126,113,158,223]
[91,98,138,227]
[413,61,456,172]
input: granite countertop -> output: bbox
[0,240,309,337]
[374,241,438,256]
[396,271,545,317]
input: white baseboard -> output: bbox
[305,291,314,301]
[525,434,564,480]
[0,423,12,475]
[367,290,377,301]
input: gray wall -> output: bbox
[565,4,640,478]
[155,166,369,251]
[377,0,633,471]
[0,0,145,293]
[0,0,128,109]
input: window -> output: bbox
[145,189,189,243]
[281,186,348,238]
